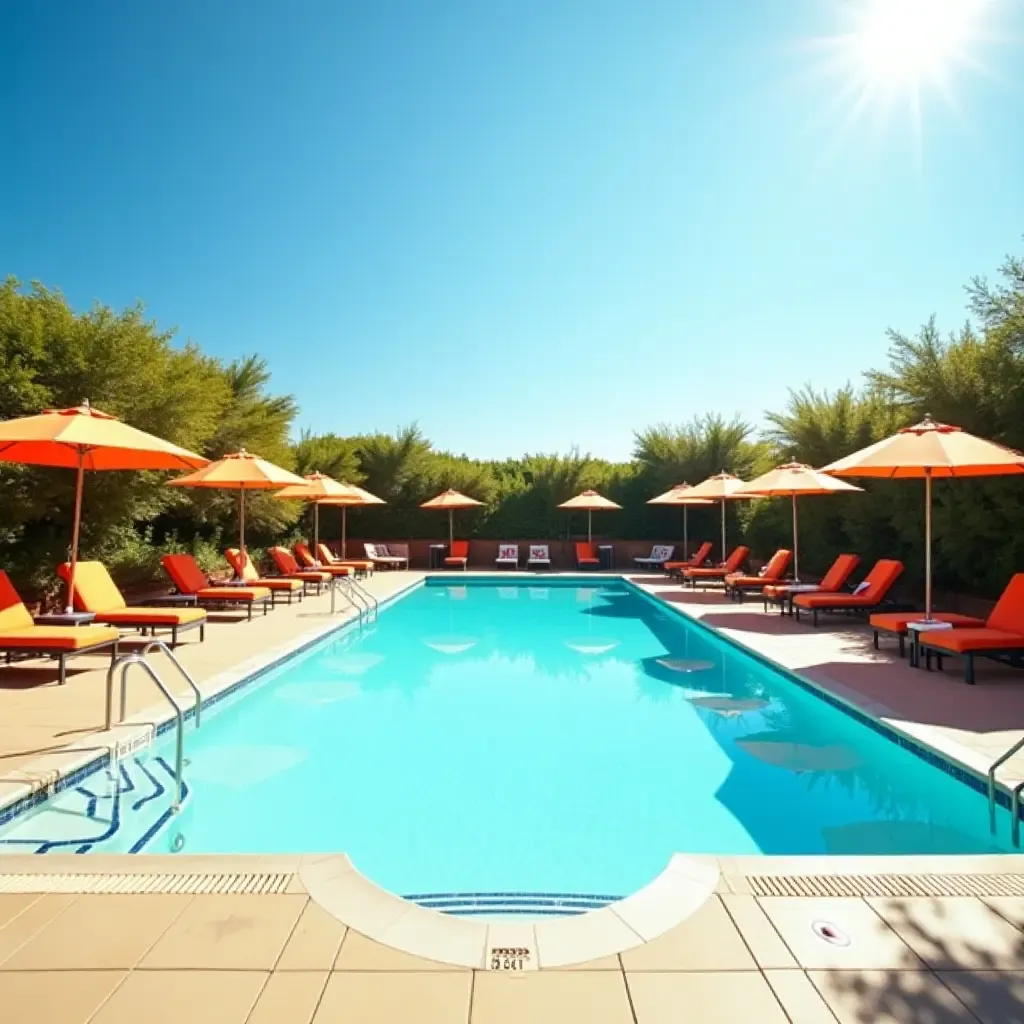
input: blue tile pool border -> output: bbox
[624,579,1022,821]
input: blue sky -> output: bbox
[2,1,1022,460]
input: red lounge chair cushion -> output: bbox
[0,625,119,651]
[869,612,985,634]
[97,608,207,627]
[919,628,1024,653]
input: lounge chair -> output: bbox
[161,554,272,619]
[792,559,905,626]
[763,554,861,615]
[57,561,207,645]
[269,547,331,593]
[0,570,120,685]
[389,542,411,566]
[444,540,470,570]
[682,546,749,589]
[724,549,792,602]
[496,543,519,569]
[634,545,675,570]
[665,542,714,576]
[917,574,1024,684]
[870,609,986,659]
[294,542,353,578]
[575,542,601,569]
[364,543,407,570]
[315,543,373,577]
[527,544,551,570]
[225,549,304,603]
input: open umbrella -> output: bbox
[317,483,385,557]
[420,489,484,545]
[683,472,754,562]
[169,449,305,555]
[822,415,1024,619]
[647,483,713,561]
[0,400,208,612]
[273,472,362,552]
[737,463,862,581]
[557,489,622,542]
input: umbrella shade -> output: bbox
[557,489,622,543]
[684,472,754,562]
[317,483,386,557]
[647,483,713,560]
[737,463,862,580]
[421,489,484,545]
[274,472,362,552]
[0,401,208,611]
[169,449,305,555]
[822,416,1024,617]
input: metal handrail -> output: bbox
[1012,780,1024,848]
[341,577,371,621]
[108,653,186,811]
[133,640,202,728]
[987,734,1024,835]
[329,576,364,628]
[348,576,378,619]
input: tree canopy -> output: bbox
[3,246,1024,602]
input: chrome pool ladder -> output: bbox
[987,733,1024,847]
[104,640,202,813]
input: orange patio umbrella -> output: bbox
[557,489,622,543]
[317,483,385,557]
[647,482,713,560]
[0,400,208,612]
[169,449,305,556]
[822,415,1024,619]
[683,472,754,562]
[421,488,484,544]
[273,472,365,553]
[737,463,862,581]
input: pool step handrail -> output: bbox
[340,577,373,622]
[347,576,378,620]
[135,639,202,728]
[329,576,365,628]
[107,652,186,812]
[987,734,1024,841]
[1012,780,1024,848]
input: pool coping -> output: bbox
[622,576,1024,826]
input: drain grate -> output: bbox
[747,873,1024,899]
[0,873,293,895]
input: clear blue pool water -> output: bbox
[0,578,1014,900]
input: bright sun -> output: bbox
[848,0,984,90]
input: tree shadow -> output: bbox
[816,897,1024,1023]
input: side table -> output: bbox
[907,619,953,669]
[33,611,96,627]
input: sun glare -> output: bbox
[850,0,983,88]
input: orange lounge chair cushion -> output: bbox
[918,627,1024,653]
[984,573,1024,634]
[227,549,304,589]
[295,545,354,576]
[687,547,749,578]
[162,554,212,595]
[448,541,470,559]
[270,547,330,582]
[726,575,776,588]
[685,567,729,578]
[56,561,128,613]
[0,625,119,651]
[196,586,271,602]
[794,559,903,609]
[258,577,304,592]
[734,550,790,584]
[818,554,861,593]
[763,583,811,600]
[869,612,985,634]
[96,607,207,627]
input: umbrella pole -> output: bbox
[720,498,726,563]
[342,506,347,558]
[792,493,799,582]
[588,509,592,543]
[239,486,246,556]
[683,505,689,559]
[449,509,454,546]
[313,503,320,553]
[66,452,86,613]
[925,469,933,620]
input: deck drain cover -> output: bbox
[812,920,850,947]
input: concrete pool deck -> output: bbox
[2,569,1024,1020]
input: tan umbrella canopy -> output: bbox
[647,482,713,560]
[0,400,208,611]
[317,483,385,557]
[737,463,862,581]
[169,449,305,554]
[822,415,1024,618]
[557,489,622,542]
[684,472,754,562]
[274,472,363,552]
[421,489,484,544]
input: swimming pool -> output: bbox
[0,577,1015,904]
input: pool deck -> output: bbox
[1,570,1024,1021]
